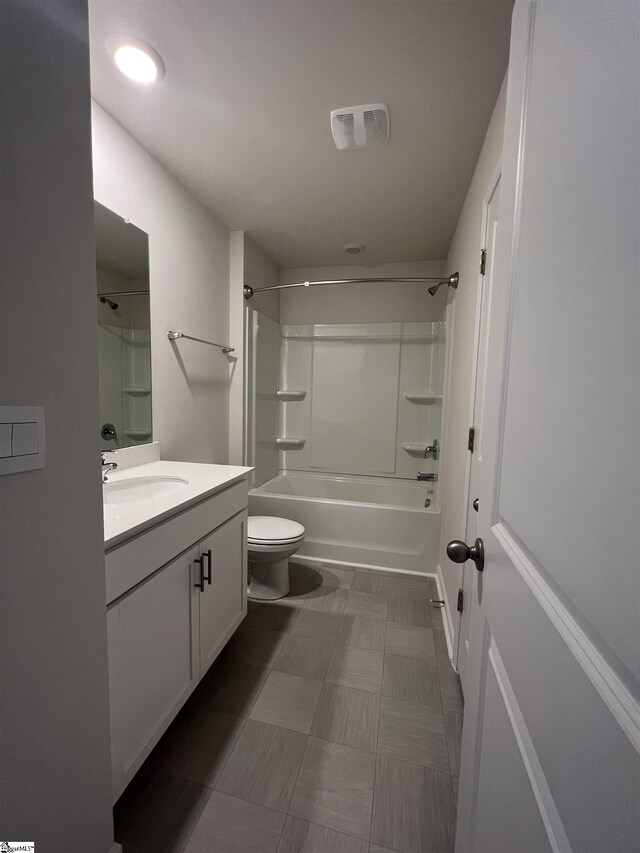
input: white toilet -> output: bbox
[247,515,305,600]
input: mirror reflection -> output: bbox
[95,201,152,449]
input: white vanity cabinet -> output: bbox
[107,546,200,802]
[105,478,248,801]
[197,511,247,677]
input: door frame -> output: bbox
[456,166,502,675]
[444,163,502,673]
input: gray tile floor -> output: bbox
[114,563,463,853]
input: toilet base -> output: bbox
[248,556,291,600]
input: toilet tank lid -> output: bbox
[248,515,305,542]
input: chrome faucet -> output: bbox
[424,439,439,460]
[101,451,118,483]
[417,472,438,482]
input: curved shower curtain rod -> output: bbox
[243,272,459,300]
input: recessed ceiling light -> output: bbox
[343,243,365,255]
[108,36,165,84]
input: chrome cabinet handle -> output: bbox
[194,556,205,591]
[203,549,212,585]
[446,537,485,572]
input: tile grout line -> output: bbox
[211,579,315,833]
[177,779,217,853]
[373,744,457,781]
[280,635,322,834]
[235,579,455,805]
[306,636,338,738]
[206,692,455,775]
[444,710,455,777]
[124,569,459,852]
[203,711,249,790]
[276,573,335,827]
[379,618,456,767]
[284,594,381,845]
[158,719,458,822]
[369,617,388,847]
[368,745,378,846]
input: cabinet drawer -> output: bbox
[106,480,247,604]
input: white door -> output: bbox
[456,173,501,689]
[456,4,640,852]
[198,510,248,677]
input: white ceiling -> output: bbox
[89,1,512,268]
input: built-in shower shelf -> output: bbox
[123,429,152,440]
[276,437,306,449]
[276,390,307,401]
[401,442,430,454]
[403,393,443,403]
[123,387,151,396]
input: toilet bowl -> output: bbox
[247,515,305,600]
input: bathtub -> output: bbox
[248,471,441,574]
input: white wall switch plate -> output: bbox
[0,423,12,458]
[12,421,39,456]
[0,406,45,474]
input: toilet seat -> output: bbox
[247,540,304,556]
[247,515,305,546]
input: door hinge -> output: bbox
[480,249,487,276]
[468,427,475,453]
[457,588,464,613]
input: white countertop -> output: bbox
[103,460,253,549]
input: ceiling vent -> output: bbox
[330,104,389,150]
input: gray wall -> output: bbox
[228,231,280,465]
[245,235,280,324]
[0,1,115,850]
[245,309,281,486]
[92,102,231,464]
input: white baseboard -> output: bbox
[435,564,458,671]
[295,553,437,579]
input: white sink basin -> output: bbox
[103,475,189,505]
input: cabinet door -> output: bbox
[107,548,200,801]
[197,510,247,677]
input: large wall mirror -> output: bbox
[95,201,152,449]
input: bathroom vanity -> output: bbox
[103,458,252,800]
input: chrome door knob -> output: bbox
[446,537,484,572]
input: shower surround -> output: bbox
[246,311,447,573]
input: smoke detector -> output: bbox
[330,104,389,150]
[343,243,365,255]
